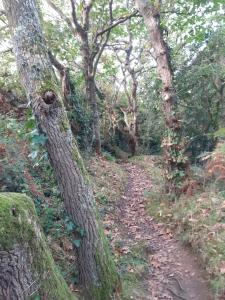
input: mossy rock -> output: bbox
[0,193,77,300]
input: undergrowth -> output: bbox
[0,114,130,296]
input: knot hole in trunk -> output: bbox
[42,90,56,105]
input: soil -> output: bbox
[113,162,213,300]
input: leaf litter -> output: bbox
[105,162,213,300]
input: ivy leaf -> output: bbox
[65,221,75,232]
[72,239,81,248]
[31,134,48,145]
[25,118,36,130]
[78,228,86,237]
[28,150,38,160]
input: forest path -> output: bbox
[114,162,213,300]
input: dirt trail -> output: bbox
[115,162,213,300]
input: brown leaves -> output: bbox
[205,148,225,183]
[0,144,6,158]
[219,262,225,274]
[61,237,73,252]
[150,255,162,269]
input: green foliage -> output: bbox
[102,151,116,162]
[0,116,28,192]
[214,128,225,138]
[35,196,85,240]
[137,72,164,154]
[21,110,51,168]
[72,239,81,248]
[175,29,225,159]
[34,196,85,286]
[66,72,93,152]
[96,192,109,205]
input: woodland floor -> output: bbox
[107,161,214,300]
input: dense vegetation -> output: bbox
[0,0,224,299]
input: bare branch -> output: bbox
[48,51,65,76]
[73,60,84,71]
[92,0,114,75]
[0,10,6,17]
[93,30,111,76]
[0,47,13,55]
[45,0,76,35]
[96,10,139,38]
[161,10,192,16]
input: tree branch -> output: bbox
[96,10,139,38]
[109,0,114,22]
[48,51,65,76]
[70,0,86,39]
[45,0,76,35]
[0,10,6,17]
[0,47,13,55]
[73,60,85,71]
[93,30,111,76]
[83,0,93,31]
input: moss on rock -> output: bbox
[0,193,77,300]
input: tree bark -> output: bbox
[0,193,75,300]
[80,38,101,154]
[3,0,118,298]
[86,73,101,155]
[134,0,188,194]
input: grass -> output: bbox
[117,241,150,299]
[132,155,225,299]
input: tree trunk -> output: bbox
[120,108,138,155]
[0,193,75,300]
[81,36,101,154]
[86,75,101,155]
[134,0,188,194]
[3,0,118,298]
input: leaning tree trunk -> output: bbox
[3,0,118,299]
[0,193,75,300]
[135,0,188,195]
